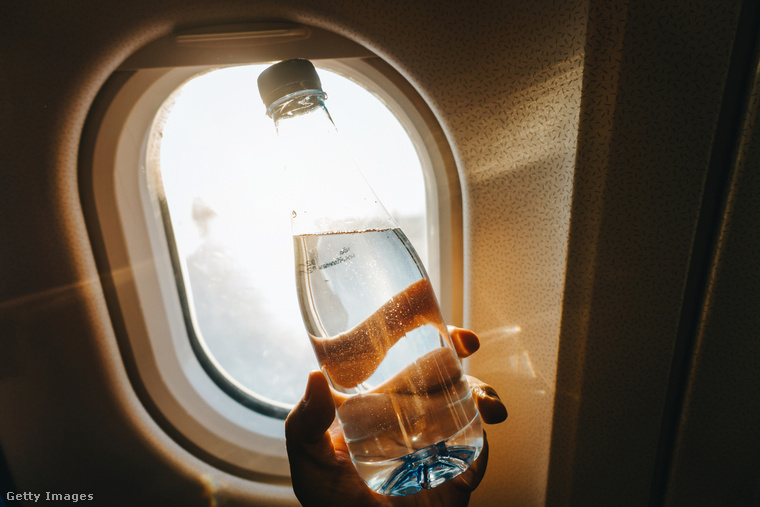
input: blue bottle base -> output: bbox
[351,414,484,496]
[376,442,479,496]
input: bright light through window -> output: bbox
[152,64,428,411]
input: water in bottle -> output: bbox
[294,227,482,495]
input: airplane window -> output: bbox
[148,64,429,417]
[86,42,458,478]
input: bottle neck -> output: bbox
[268,91,396,237]
[268,90,332,127]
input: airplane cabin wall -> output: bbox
[549,1,760,506]
[664,12,760,505]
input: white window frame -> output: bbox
[82,23,461,479]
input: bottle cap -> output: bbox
[257,58,323,109]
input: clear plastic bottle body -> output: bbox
[293,227,482,495]
[270,91,393,237]
[266,76,483,495]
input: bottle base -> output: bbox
[376,442,479,496]
[353,415,484,497]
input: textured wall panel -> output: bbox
[461,3,588,505]
[664,21,760,507]
[549,1,746,506]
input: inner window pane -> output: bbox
[154,63,428,409]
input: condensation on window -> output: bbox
[154,64,428,409]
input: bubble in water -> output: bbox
[292,210,297,218]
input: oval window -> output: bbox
[149,64,429,417]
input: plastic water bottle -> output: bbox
[257,59,483,496]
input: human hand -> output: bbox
[285,327,508,507]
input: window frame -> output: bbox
[81,23,462,479]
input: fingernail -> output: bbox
[490,398,508,423]
[461,329,480,354]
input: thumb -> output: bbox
[285,370,336,445]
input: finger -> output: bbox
[466,375,508,424]
[285,370,336,445]
[453,430,489,493]
[448,326,480,358]
[285,371,342,507]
